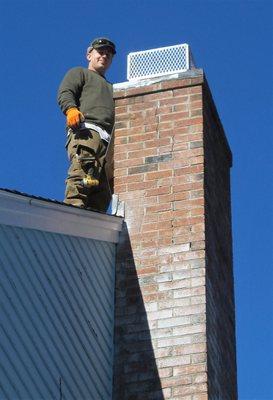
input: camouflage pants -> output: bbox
[64,128,108,208]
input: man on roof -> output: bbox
[58,37,116,209]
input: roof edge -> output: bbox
[0,190,123,243]
[113,68,203,92]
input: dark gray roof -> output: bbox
[0,188,103,213]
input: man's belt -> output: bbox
[80,122,111,142]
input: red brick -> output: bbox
[158,129,174,138]
[173,133,203,144]
[146,203,172,214]
[173,104,189,112]
[174,116,203,128]
[155,105,173,115]
[113,167,127,177]
[173,182,203,193]
[116,112,133,122]
[174,164,204,176]
[114,157,144,169]
[191,207,205,216]
[158,145,174,155]
[115,121,129,129]
[115,105,128,114]
[114,183,127,193]
[157,227,173,238]
[129,115,158,128]
[113,97,128,105]
[173,364,206,376]
[143,123,158,133]
[123,125,146,136]
[145,137,172,148]
[161,78,192,90]
[192,394,208,400]
[173,87,190,96]
[129,132,157,143]
[114,174,144,185]
[157,121,173,131]
[115,142,144,153]
[159,95,189,107]
[143,196,158,206]
[127,180,157,191]
[188,155,204,165]
[159,111,190,122]
[143,89,173,102]
[173,191,190,201]
[114,152,128,161]
[145,170,173,181]
[129,101,156,112]
[145,186,171,197]
[191,109,202,117]
[173,147,204,160]
[189,100,203,110]
[157,211,174,221]
[137,266,158,275]
[128,148,157,159]
[114,128,130,137]
[114,136,128,146]
[158,160,189,171]
[173,384,207,396]
[189,85,203,94]
[190,93,203,102]
[172,216,205,227]
[160,375,192,388]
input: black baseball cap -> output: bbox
[89,37,116,54]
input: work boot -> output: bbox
[63,198,85,208]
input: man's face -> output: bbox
[87,48,113,75]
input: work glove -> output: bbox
[66,107,84,128]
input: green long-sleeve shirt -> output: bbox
[57,67,114,134]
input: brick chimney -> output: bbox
[112,45,237,399]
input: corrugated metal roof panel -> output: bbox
[0,223,116,399]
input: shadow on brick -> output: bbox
[113,223,164,400]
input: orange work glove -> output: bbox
[66,108,84,128]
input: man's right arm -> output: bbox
[57,67,85,127]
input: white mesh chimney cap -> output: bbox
[127,43,195,81]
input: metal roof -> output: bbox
[0,188,123,243]
[0,215,117,399]
[0,188,123,398]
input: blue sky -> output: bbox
[0,0,272,398]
